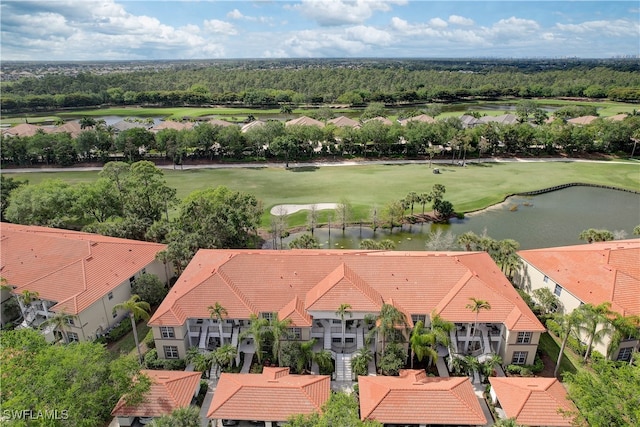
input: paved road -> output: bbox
[2,157,638,173]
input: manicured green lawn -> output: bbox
[538,332,580,379]
[106,321,150,358]
[6,161,639,227]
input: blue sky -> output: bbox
[1,1,638,60]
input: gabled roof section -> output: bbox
[305,263,383,312]
[518,239,640,316]
[479,114,518,125]
[359,370,486,425]
[207,367,330,421]
[111,370,201,417]
[327,116,360,128]
[398,114,436,126]
[2,123,43,137]
[49,121,82,138]
[285,116,325,128]
[364,116,393,126]
[1,223,166,315]
[279,296,312,327]
[240,120,266,133]
[606,113,628,122]
[489,377,576,426]
[567,115,599,125]
[151,121,195,133]
[206,118,235,127]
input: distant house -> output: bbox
[359,369,487,426]
[460,114,482,128]
[0,223,169,343]
[206,118,236,127]
[151,120,195,133]
[479,114,519,125]
[516,239,640,361]
[566,115,599,125]
[240,120,266,133]
[1,123,45,137]
[398,114,436,126]
[285,116,325,128]
[49,121,82,138]
[111,120,150,133]
[489,377,577,426]
[111,370,202,427]
[207,367,330,426]
[327,115,360,128]
[364,116,394,126]
[605,113,628,122]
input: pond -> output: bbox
[274,186,640,251]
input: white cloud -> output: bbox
[292,0,408,26]
[345,25,393,45]
[429,17,448,29]
[449,15,474,26]
[203,19,238,35]
[227,9,244,20]
[226,8,272,24]
[555,19,639,37]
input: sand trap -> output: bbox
[270,203,338,215]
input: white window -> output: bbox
[67,332,79,343]
[411,314,426,324]
[554,284,562,297]
[290,327,302,340]
[160,326,175,339]
[516,332,532,344]
[617,347,633,362]
[260,312,274,321]
[164,346,179,359]
[512,351,528,365]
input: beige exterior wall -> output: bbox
[153,324,189,360]
[517,260,621,358]
[503,329,541,365]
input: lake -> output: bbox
[276,186,640,251]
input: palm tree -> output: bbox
[576,302,614,362]
[374,304,408,357]
[409,320,437,368]
[192,352,215,378]
[113,295,151,364]
[239,314,269,364]
[208,302,228,346]
[429,313,454,358]
[481,354,503,379]
[214,343,237,373]
[457,231,479,251]
[297,339,317,374]
[336,303,352,349]
[553,312,580,377]
[268,314,292,365]
[465,298,491,353]
[313,349,334,375]
[40,310,78,344]
[607,314,640,362]
[351,346,373,378]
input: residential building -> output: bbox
[359,369,487,426]
[489,377,577,426]
[327,115,360,129]
[207,367,330,426]
[285,116,325,128]
[149,250,544,371]
[0,223,169,343]
[364,116,394,126]
[516,239,640,361]
[398,114,436,126]
[566,115,599,125]
[111,370,202,426]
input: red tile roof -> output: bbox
[489,377,576,426]
[285,116,325,128]
[327,116,360,128]
[207,367,330,421]
[359,369,486,425]
[150,250,543,332]
[518,239,640,316]
[111,370,201,417]
[399,114,436,126]
[566,115,599,125]
[0,223,166,314]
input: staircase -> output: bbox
[356,328,364,349]
[198,325,208,349]
[335,353,353,381]
[324,328,332,350]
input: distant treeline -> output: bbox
[2,59,640,113]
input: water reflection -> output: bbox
[275,187,640,251]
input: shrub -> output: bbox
[506,364,522,375]
[106,320,133,342]
[143,329,155,349]
[131,273,168,307]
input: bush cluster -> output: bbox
[143,349,186,370]
[106,319,133,343]
[546,319,587,356]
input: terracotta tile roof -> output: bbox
[364,117,394,126]
[327,116,360,128]
[489,377,576,426]
[206,119,236,127]
[150,250,543,333]
[479,114,518,125]
[2,123,44,137]
[111,370,201,417]
[398,114,436,126]
[240,120,266,133]
[518,239,640,316]
[207,367,330,421]
[49,121,82,138]
[151,121,195,132]
[278,296,312,327]
[285,116,325,128]
[566,115,599,125]
[0,223,166,315]
[606,113,629,122]
[359,370,486,425]
[460,115,481,127]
